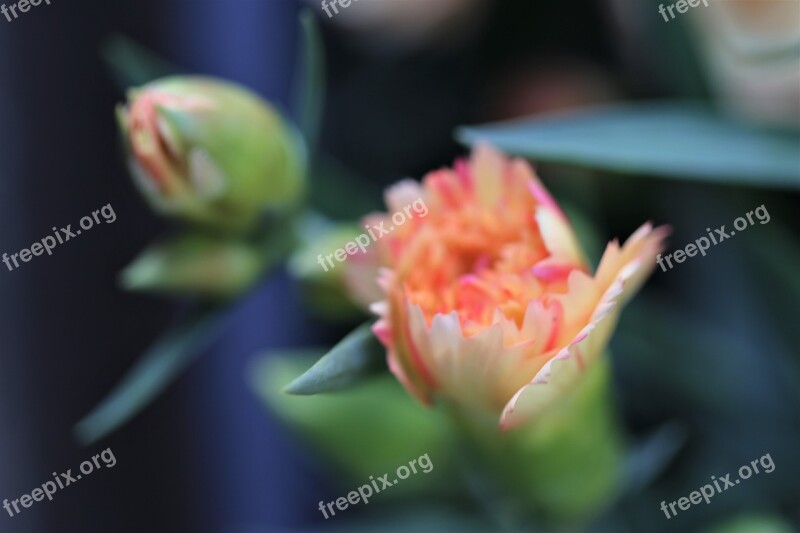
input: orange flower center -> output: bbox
[389,171,556,337]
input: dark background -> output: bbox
[0,1,798,532]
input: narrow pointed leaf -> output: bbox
[293,9,325,156]
[457,103,800,189]
[102,34,179,89]
[284,323,384,395]
[624,421,687,493]
[73,304,232,445]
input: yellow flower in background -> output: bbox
[352,145,667,429]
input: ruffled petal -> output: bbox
[535,203,587,268]
[499,277,622,430]
[384,179,427,216]
[403,305,547,410]
[595,222,670,304]
[471,144,506,208]
[500,225,667,429]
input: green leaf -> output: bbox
[74,304,231,445]
[287,213,368,323]
[251,353,457,494]
[705,513,795,533]
[101,34,179,89]
[284,323,384,395]
[324,505,493,532]
[293,9,325,157]
[457,103,800,189]
[624,421,687,493]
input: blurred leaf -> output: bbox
[323,505,493,533]
[74,303,232,445]
[287,213,367,323]
[704,513,795,533]
[457,103,800,189]
[120,232,274,299]
[294,9,325,156]
[624,421,688,493]
[285,323,384,395]
[102,34,179,89]
[251,353,457,494]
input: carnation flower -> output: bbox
[350,145,667,429]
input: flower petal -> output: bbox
[499,280,621,430]
[403,305,547,410]
[595,223,670,304]
[535,205,586,268]
[385,179,427,215]
[500,224,668,429]
[471,144,506,208]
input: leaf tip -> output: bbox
[282,375,313,396]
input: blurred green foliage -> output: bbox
[458,104,800,188]
[251,353,459,500]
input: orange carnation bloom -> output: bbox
[349,145,667,429]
